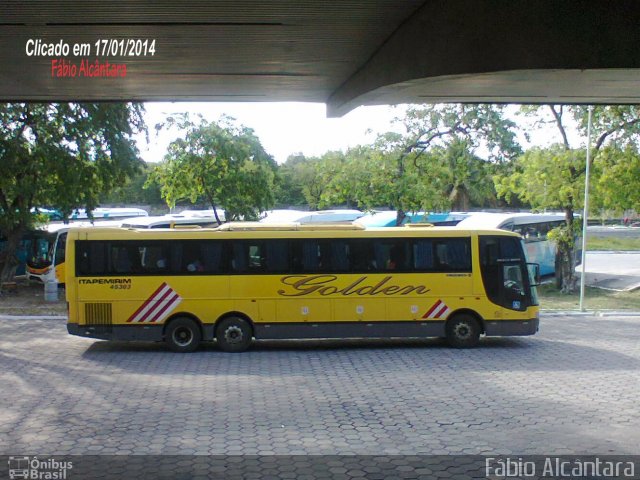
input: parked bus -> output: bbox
[66,223,540,352]
[356,211,471,228]
[120,213,223,229]
[68,207,148,221]
[26,221,123,284]
[260,209,364,224]
[455,213,580,276]
[27,213,224,285]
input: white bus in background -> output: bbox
[26,220,124,284]
[68,207,148,220]
[121,212,225,229]
[455,212,580,276]
[26,212,227,284]
[355,211,471,228]
[260,209,364,224]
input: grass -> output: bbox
[587,235,640,251]
[537,283,640,311]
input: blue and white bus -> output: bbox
[355,211,471,228]
[455,213,580,276]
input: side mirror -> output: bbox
[527,263,541,286]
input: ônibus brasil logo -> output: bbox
[8,456,72,479]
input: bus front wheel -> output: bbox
[165,317,202,353]
[216,316,253,352]
[445,314,480,348]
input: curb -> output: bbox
[0,315,67,320]
[541,310,640,317]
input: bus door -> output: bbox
[479,236,533,311]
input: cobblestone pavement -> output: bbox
[1,315,638,456]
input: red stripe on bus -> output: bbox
[147,292,181,323]
[126,282,168,323]
[145,289,178,323]
[422,300,442,319]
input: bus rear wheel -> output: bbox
[165,317,202,353]
[446,314,480,348]
[216,316,253,352]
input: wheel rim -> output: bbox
[224,325,244,344]
[172,326,194,347]
[453,322,472,340]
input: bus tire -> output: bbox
[165,317,202,353]
[216,316,253,352]
[445,314,480,348]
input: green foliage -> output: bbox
[591,145,640,214]
[495,145,586,212]
[313,104,519,222]
[399,104,522,162]
[434,138,498,210]
[318,143,449,214]
[572,105,640,151]
[148,115,277,221]
[0,102,145,281]
[100,161,163,205]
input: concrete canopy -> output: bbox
[2,0,640,116]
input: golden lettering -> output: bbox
[278,275,430,297]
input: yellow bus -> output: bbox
[65,223,540,352]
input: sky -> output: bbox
[138,102,406,164]
[137,102,578,165]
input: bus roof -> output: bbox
[454,212,566,229]
[260,209,364,224]
[120,214,222,228]
[70,223,521,240]
[355,211,471,228]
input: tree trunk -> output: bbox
[555,208,577,293]
[0,228,23,286]
[212,205,223,226]
[395,209,406,226]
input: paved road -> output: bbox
[579,251,640,291]
[1,315,638,463]
[587,226,640,239]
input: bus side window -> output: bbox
[374,240,408,271]
[76,241,106,275]
[265,240,289,273]
[413,240,434,270]
[301,241,320,272]
[111,246,133,274]
[200,241,224,273]
[345,240,368,272]
[232,243,248,273]
[248,244,264,271]
[139,244,171,273]
[445,239,472,271]
[55,233,67,265]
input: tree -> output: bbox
[100,162,163,206]
[495,144,586,292]
[436,138,498,211]
[591,145,640,216]
[498,104,640,292]
[319,141,450,215]
[148,115,277,222]
[273,154,309,207]
[274,153,332,210]
[0,102,145,283]
[317,105,518,221]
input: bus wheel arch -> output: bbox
[445,310,483,348]
[163,314,203,353]
[214,313,254,353]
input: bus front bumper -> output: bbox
[484,317,539,336]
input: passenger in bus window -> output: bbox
[187,259,204,272]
